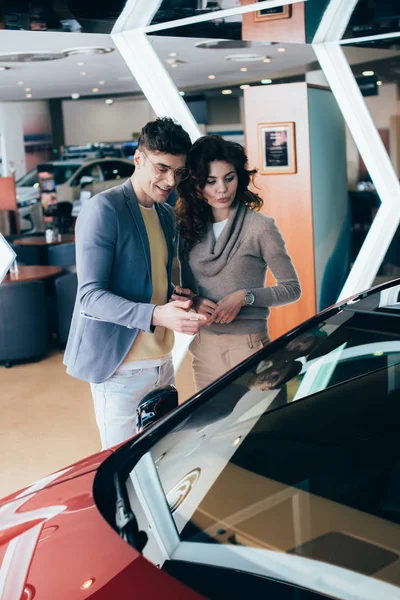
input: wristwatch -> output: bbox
[244,289,255,306]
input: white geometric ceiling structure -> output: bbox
[111,0,400,367]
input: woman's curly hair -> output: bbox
[176,135,263,256]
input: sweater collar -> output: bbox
[191,199,247,277]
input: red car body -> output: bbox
[0,450,203,600]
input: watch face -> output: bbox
[245,291,255,306]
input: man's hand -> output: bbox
[153,299,208,334]
[207,290,246,325]
[170,286,196,302]
[193,296,218,318]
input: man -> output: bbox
[64,117,206,448]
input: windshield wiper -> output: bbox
[114,472,148,553]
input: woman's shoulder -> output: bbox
[245,206,277,230]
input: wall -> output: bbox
[308,87,350,310]
[208,96,241,126]
[0,100,52,178]
[346,83,400,187]
[241,0,305,43]
[62,97,155,145]
[0,103,26,178]
[243,82,316,339]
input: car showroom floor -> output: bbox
[0,350,195,500]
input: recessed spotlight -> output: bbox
[362,70,374,76]
[105,99,113,104]
[179,91,185,96]
[17,81,23,85]
[377,80,382,86]
[80,71,87,76]
[240,67,248,72]
[240,84,250,89]
[0,66,8,71]
[24,87,31,92]
[77,61,84,66]
[208,74,216,79]
[169,52,177,57]
[277,47,286,52]
[261,79,272,84]
[171,63,178,68]
[222,89,232,95]
[26,93,32,98]
[92,87,99,92]
[98,80,105,85]
[263,57,271,63]
[71,93,80,99]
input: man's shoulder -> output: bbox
[84,182,127,213]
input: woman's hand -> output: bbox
[193,296,218,318]
[208,290,246,324]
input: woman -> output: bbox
[175,135,301,391]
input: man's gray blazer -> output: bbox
[64,179,176,383]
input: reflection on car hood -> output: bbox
[0,452,201,600]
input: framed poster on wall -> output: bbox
[258,122,297,174]
[254,2,291,22]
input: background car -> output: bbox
[2,279,400,599]
[15,157,135,206]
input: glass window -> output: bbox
[70,163,103,186]
[16,168,40,187]
[17,164,81,187]
[142,285,400,594]
[100,160,133,181]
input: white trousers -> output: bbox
[90,359,175,449]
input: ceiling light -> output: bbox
[92,87,99,92]
[240,67,248,72]
[240,84,250,89]
[261,79,272,84]
[105,99,113,104]
[166,58,176,64]
[17,81,23,85]
[77,61,84,66]
[277,47,286,52]
[98,80,105,85]
[171,63,178,68]
[222,89,232,95]
[25,93,32,98]
[179,91,185,96]
[263,57,271,63]
[24,87,31,92]
[208,74,216,79]
[377,80,382,86]
[362,70,374,76]
[80,71,87,76]
[225,53,264,63]
[169,52,177,57]
[0,66,9,71]
[71,93,80,99]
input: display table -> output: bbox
[3,265,62,283]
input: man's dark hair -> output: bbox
[137,117,191,156]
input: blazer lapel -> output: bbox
[123,179,152,281]
[156,204,174,269]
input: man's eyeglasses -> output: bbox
[141,150,189,182]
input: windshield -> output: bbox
[121,283,400,600]
[16,164,81,187]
